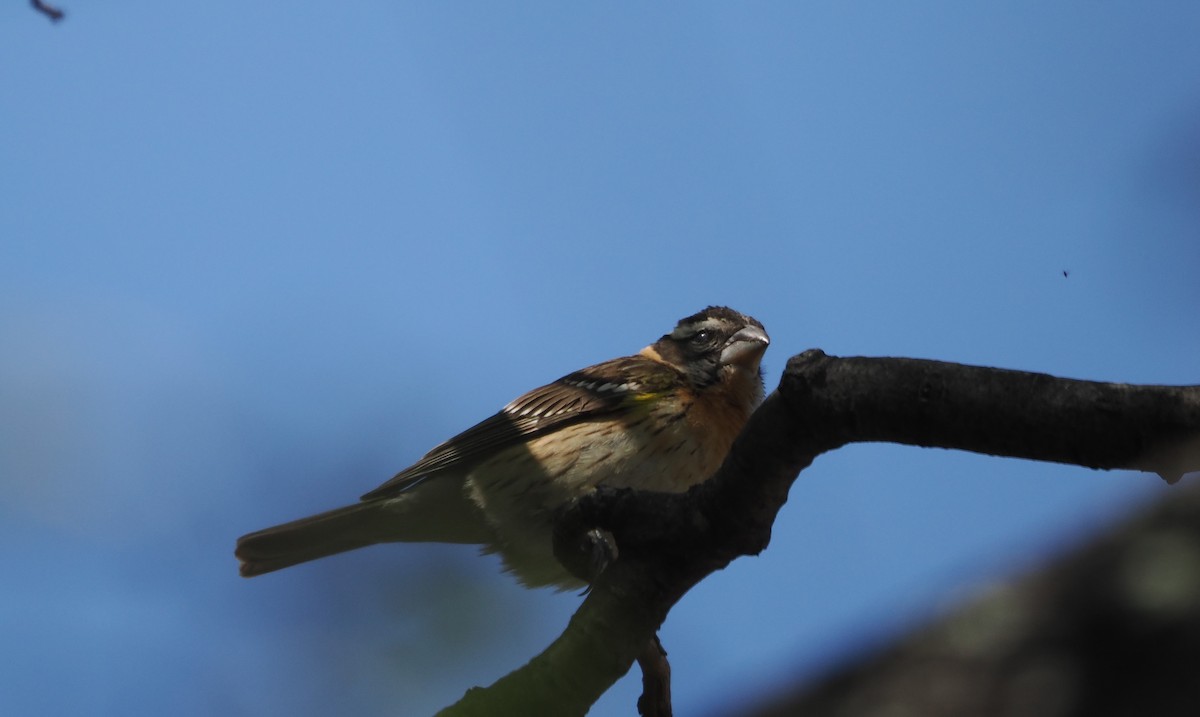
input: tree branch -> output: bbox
[32,0,65,22]
[777,350,1200,484]
[437,351,1200,716]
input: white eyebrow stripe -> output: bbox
[670,317,726,339]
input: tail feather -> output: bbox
[236,502,391,577]
[236,478,492,577]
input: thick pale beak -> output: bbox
[720,325,770,367]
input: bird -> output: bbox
[235,306,770,589]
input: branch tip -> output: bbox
[32,0,65,22]
[1160,472,1182,485]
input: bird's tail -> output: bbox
[236,478,492,577]
[236,502,395,577]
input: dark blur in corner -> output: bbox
[729,481,1200,717]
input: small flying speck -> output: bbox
[1062,270,1070,278]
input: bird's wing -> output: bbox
[359,355,677,501]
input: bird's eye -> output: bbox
[690,329,714,347]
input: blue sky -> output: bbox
[2,3,1199,716]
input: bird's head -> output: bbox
[643,306,770,394]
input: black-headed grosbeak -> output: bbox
[236,306,769,589]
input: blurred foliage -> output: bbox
[732,482,1200,717]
